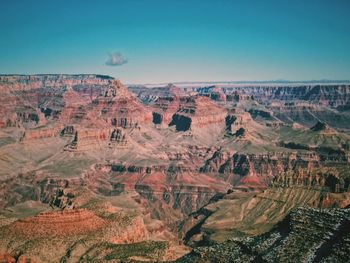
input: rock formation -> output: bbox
[10,209,106,237]
[65,127,113,151]
[169,96,227,131]
[89,80,152,128]
[177,207,350,263]
[0,75,349,262]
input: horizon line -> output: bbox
[1,74,350,86]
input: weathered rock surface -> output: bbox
[176,207,350,263]
[169,96,227,132]
[9,208,105,237]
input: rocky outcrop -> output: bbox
[201,150,321,187]
[54,80,153,129]
[226,111,253,135]
[0,171,86,210]
[9,209,106,237]
[152,97,180,127]
[57,85,91,125]
[177,207,350,263]
[64,126,130,151]
[65,127,113,151]
[169,96,227,131]
[181,165,350,246]
[149,84,183,127]
[0,75,113,130]
[89,80,152,128]
[272,167,350,195]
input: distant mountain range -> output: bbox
[136,79,350,87]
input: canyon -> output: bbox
[0,75,349,262]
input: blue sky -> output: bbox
[1,0,350,83]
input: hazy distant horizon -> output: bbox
[2,73,350,86]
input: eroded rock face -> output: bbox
[9,209,105,237]
[181,165,350,247]
[151,86,182,127]
[226,111,253,136]
[177,207,350,263]
[65,127,113,151]
[200,149,323,187]
[272,167,350,193]
[0,75,112,130]
[90,80,153,128]
[168,96,227,131]
[0,207,153,263]
[91,163,230,228]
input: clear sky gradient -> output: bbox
[1,0,350,83]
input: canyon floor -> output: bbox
[0,75,349,263]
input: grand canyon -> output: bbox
[0,74,349,262]
[1,1,350,261]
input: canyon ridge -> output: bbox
[0,74,349,263]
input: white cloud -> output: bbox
[105,52,128,66]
